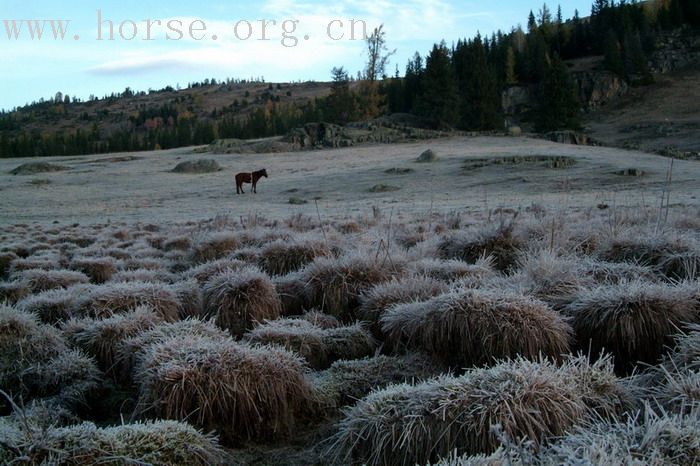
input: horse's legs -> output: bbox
[253,181,257,194]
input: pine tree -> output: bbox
[535,56,581,132]
[416,42,459,128]
[603,30,625,77]
[326,67,357,124]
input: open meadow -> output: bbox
[1,137,700,465]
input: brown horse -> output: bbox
[235,169,268,194]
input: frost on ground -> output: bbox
[1,137,700,464]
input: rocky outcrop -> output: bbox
[502,86,534,116]
[573,71,629,111]
[650,29,700,74]
[286,123,355,149]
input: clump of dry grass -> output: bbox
[382,288,571,367]
[115,319,229,381]
[0,417,227,465]
[258,239,332,276]
[300,255,402,322]
[407,257,497,283]
[17,284,92,324]
[0,280,30,304]
[190,232,241,263]
[169,279,204,319]
[62,307,163,377]
[577,257,658,284]
[597,233,700,280]
[18,348,102,408]
[246,319,376,369]
[8,256,59,274]
[564,280,699,372]
[78,281,181,321]
[162,235,193,252]
[641,325,700,413]
[301,309,340,329]
[0,252,17,279]
[203,267,282,336]
[70,257,118,284]
[185,258,247,284]
[540,408,700,465]
[274,272,309,316]
[111,268,177,283]
[328,356,630,466]
[359,276,448,338]
[0,305,101,408]
[133,334,313,444]
[436,222,522,272]
[516,250,586,310]
[14,268,90,293]
[313,354,439,412]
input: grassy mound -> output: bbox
[597,234,700,281]
[185,257,247,284]
[359,276,448,338]
[258,239,331,276]
[169,279,204,318]
[313,354,439,411]
[62,307,163,377]
[300,255,401,322]
[301,309,340,329]
[437,223,521,272]
[408,258,496,283]
[78,281,181,321]
[0,280,30,304]
[189,232,241,263]
[134,334,313,444]
[15,268,90,293]
[541,408,700,465]
[273,272,309,316]
[172,159,222,174]
[564,280,699,372]
[369,184,401,193]
[115,319,229,381]
[245,319,376,369]
[17,284,92,324]
[0,418,226,465]
[0,252,17,279]
[0,305,101,408]
[70,257,117,284]
[329,357,630,466]
[203,267,282,337]
[382,288,571,367]
[9,162,68,176]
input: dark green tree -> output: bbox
[415,42,459,128]
[535,56,581,132]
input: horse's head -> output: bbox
[260,169,268,178]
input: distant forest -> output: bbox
[1,0,699,158]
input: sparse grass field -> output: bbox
[1,136,700,464]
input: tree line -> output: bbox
[1,0,699,157]
[378,0,699,132]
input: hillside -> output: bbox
[584,63,700,157]
[0,80,333,156]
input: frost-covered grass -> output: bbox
[0,208,699,463]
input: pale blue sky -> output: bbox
[0,1,594,110]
